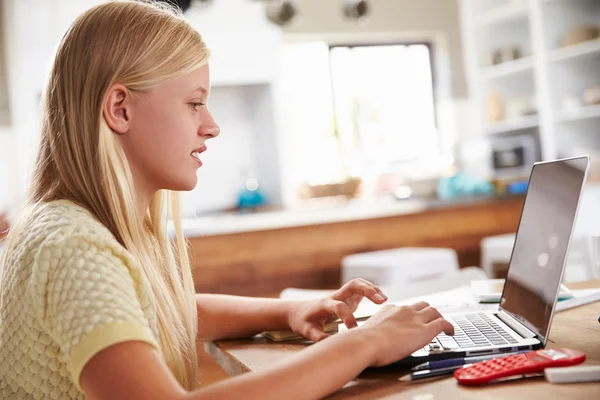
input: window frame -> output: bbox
[326,41,441,165]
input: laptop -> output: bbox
[397,156,590,366]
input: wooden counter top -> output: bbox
[188,196,525,296]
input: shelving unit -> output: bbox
[475,1,529,27]
[480,55,534,79]
[484,115,539,135]
[460,0,600,171]
[555,103,600,123]
[548,37,600,63]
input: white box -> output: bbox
[341,248,459,288]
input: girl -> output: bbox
[0,1,453,399]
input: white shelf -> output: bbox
[548,38,600,64]
[480,56,534,79]
[484,115,539,135]
[555,104,600,123]
[461,0,600,161]
[475,2,529,27]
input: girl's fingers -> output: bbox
[304,325,330,342]
[326,300,358,329]
[333,279,387,304]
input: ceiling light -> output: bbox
[343,0,369,20]
[265,0,298,27]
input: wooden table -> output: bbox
[205,280,600,399]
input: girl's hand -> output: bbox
[358,301,455,367]
[286,278,388,342]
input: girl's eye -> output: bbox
[191,102,205,111]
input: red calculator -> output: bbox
[454,348,586,386]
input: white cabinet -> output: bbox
[460,0,600,167]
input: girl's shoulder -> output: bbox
[8,199,121,261]
[31,199,114,242]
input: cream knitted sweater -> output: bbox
[0,200,160,399]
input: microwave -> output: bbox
[490,134,537,178]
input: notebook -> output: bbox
[262,316,371,342]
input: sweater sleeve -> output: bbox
[30,234,159,391]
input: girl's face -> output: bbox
[114,64,220,196]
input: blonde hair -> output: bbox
[1,0,209,390]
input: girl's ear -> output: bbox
[103,84,132,135]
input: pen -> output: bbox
[411,351,528,371]
[400,364,470,382]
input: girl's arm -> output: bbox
[82,327,374,400]
[196,294,296,340]
[196,279,388,342]
[81,302,453,400]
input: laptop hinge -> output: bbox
[496,311,537,339]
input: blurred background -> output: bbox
[1,0,600,297]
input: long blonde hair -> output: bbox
[2,0,209,390]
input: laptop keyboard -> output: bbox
[424,313,519,352]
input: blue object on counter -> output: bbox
[237,177,267,210]
[436,173,495,200]
[507,180,528,195]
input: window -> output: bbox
[328,43,438,179]
[277,41,444,201]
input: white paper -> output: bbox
[555,288,600,312]
[279,285,600,318]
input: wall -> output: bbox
[0,0,11,211]
[2,0,58,215]
[283,0,467,99]
[0,126,14,213]
[178,0,284,216]
[0,0,471,216]
[179,84,273,216]
[0,1,10,125]
[1,0,106,216]
[0,0,282,218]
[272,0,471,203]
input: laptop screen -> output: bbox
[499,156,589,342]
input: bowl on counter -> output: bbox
[298,177,362,200]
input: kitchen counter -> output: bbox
[171,194,523,238]
[183,195,526,296]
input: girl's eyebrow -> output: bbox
[190,85,208,95]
